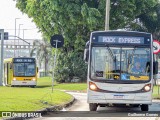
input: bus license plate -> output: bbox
[113,95,124,99]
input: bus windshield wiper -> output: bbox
[127,46,137,72]
[106,46,114,61]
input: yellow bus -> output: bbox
[3,57,38,87]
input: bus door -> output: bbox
[4,63,7,85]
[4,63,10,85]
[7,63,11,85]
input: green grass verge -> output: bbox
[0,77,73,111]
[38,77,160,99]
[0,87,72,111]
[37,77,87,91]
[54,83,87,91]
[153,85,160,99]
[37,77,53,87]
[1,76,160,112]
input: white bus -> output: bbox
[84,31,158,111]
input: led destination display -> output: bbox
[98,36,145,44]
[13,58,35,63]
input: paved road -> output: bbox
[35,92,160,120]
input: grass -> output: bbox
[4,76,160,112]
[37,77,160,99]
[54,83,87,91]
[0,77,74,111]
[0,87,72,111]
[37,77,53,87]
[152,85,160,99]
[0,77,87,112]
[37,77,87,91]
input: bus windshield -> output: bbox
[14,63,36,77]
[90,46,151,81]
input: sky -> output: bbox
[0,0,42,40]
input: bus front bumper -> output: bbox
[87,90,152,105]
[11,80,37,86]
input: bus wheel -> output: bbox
[140,104,148,111]
[89,103,97,111]
[30,86,36,88]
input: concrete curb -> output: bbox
[39,96,75,112]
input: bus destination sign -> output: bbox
[14,58,35,63]
[98,36,145,44]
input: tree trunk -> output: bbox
[44,57,47,76]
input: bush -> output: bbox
[54,51,87,83]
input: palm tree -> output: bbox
[30,38,52,76]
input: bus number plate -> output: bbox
[113,95,124,99]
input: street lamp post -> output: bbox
[0,29,4,86]
[18,24,23,37]
[14,18,20,57]
[23,29,30,57]
[18,24,23,56]
[9,35,31,57]
[23,29,27,40]
[105,0,110,31]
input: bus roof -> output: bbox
[91,30,151,35]
[4,57,35,63]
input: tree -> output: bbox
[15,0,160,81]
[54,51,87,83]
[129,2,160,40]
[15,0,159,47]
[30,39,52,76]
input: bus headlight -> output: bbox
[13,78,16,81]
[142,84,151,92]
[89,82,98,91]
[32,78,36,81]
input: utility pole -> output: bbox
[105,0,110,31]
[0,29,4,86]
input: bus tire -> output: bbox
[89,103,97,111]
[30,86,36,88]
[140,104,148,111]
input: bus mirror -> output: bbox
[84,48,89,63]
[37,67,39,73]
[84,41,89,63]
[10,64,12,69]
[153,61,158,74]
